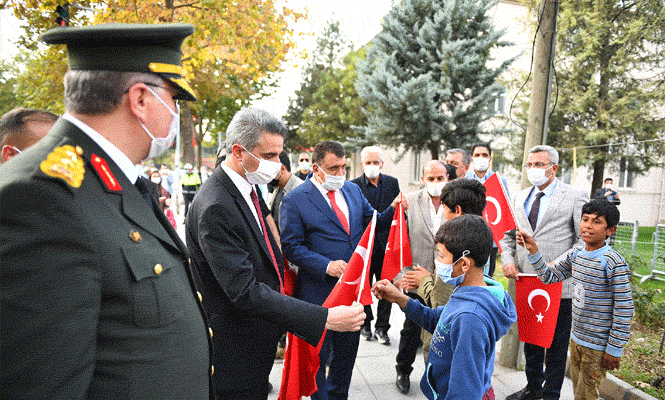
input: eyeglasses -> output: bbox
[143,82,179,102]
[524,162,552,169]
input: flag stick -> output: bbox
[399,193,404,270]
[496,172,524,232]
[357,211,377,304]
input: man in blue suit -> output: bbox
[281,140,404,400]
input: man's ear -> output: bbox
[2,145,19,162]
[453,205,464,217]
[230,144,244,162]
[460,256,473,274]
[126,83,150,123]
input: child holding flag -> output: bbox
[516,199,633,400]
[373,214,517,400]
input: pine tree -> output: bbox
[546,0,665,193]
[356,0,513,159]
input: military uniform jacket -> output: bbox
[0,119,212,400]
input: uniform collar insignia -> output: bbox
[91,153,122,191]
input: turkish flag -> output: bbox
[482,173,516,252]
[515,275,562,348]
[278,212,377,399]
[381,199,412,281]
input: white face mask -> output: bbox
[151,177,161,184]
[298,161,311,171]
[240,146,282,185]
[472,157,490,172]
[364,165,381,179]
[139,86,179,160]
[426,181,446,197]
[436,250,470,281]
[526,165,553,187]
[317,167,345,191]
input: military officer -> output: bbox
[0,24,212,399]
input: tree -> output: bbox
[356,0,513,160]
[284,20,351,149]
[5,0,302,167]
[299,48,368,144]
[545,0,665,194]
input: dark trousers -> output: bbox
[312,330,361,400]
[488,246,498,278]
[524,298,573,400]
[183,193,195,217]
[395,292,423,376]
[363,250,392,332]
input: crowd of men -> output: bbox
[1,22,630,400]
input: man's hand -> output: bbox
[516,229,539,255]
[391,193,409,210]
[326,302,365,332]
[602,353,621,370]
[503,263,520,279]
[326,260,347,278]
[372,279,409,308]
[404,266,431,290]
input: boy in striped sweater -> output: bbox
[516,199,633,400]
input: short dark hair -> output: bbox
[0,108,58,145]
[279,151,291,171]
[471,142,492,156]
[582,199,620,228]
[312,140,345,164]
[435,214,493,268]
[440,178,486,216]
[604,177,613,183]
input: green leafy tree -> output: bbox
[545,0,665,193]
[299,48,367,144]
[284,20,351,148]
[356,0,513,159]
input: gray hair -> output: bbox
[224,107,288,154]
[446,148,471,166]
[529,145,559,165]
[64,70,163,115]
[360,145,383,163]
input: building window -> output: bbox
[411,152,421,183]
[618,157,635,188]
[492,93,507,115]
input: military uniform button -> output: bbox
[75,146,83,155]
[197,291,203,302]
[154,264,163,275]
[209,327,213,338]
[211,365,214,375]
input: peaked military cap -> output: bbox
[40,23,196,101]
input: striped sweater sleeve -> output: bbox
[604,251,634,356]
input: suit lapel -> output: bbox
[60,122,183,254]
[515,188,534,235]
[418,191,436,236]
[304,179,348,234]
[535,180,566,234]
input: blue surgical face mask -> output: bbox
[436,249,470,282]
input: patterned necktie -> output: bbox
[528,192,546,231]
[250,189,284,294]
[327,190,350,235]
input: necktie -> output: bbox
[250,189,284,294]
[528,192,546,231]
[327,190,350,235]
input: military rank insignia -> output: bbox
[91,153,122,191]
[40,145,85,188]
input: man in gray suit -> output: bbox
[393,160,449,394]
[502,145,588,400]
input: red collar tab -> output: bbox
[91,153,122,191]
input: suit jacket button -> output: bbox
[209,327,213,338]
[154,264,163,275]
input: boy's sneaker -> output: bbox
[360,325,373,341]
[375,329,390,345]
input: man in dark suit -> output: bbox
[1,24,213,399]
[186,110,366,400]
[280,141,404,400]
[350,145,401,344]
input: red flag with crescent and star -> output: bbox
[515,275,562,348]
[381,197,412,281]
[482,173,516,252]
[278,212,377,400]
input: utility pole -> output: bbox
[499,0,559,369]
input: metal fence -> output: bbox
[609,221,665,283]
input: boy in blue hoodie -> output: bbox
[373,214,517,399]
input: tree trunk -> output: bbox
[195,121,203,170]
[591,158,606,198]
[428,143,439,161]
[180,103,195,167]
